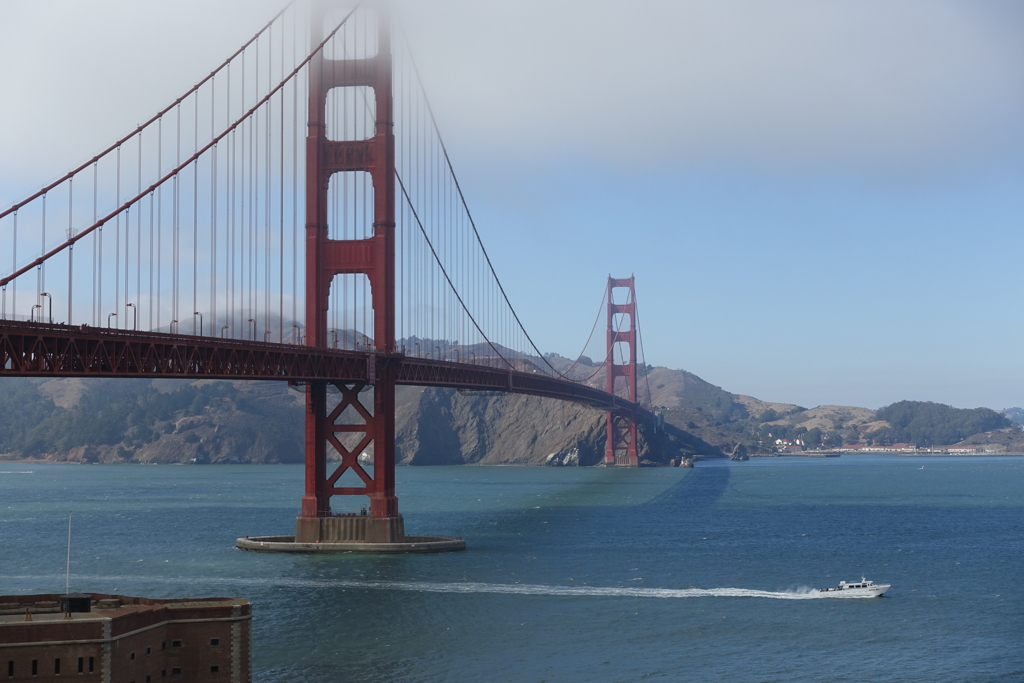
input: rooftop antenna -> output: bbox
[65,510,72,595]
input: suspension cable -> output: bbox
[398,29,565,376]
[396,171,513,369]
[0,3,295,222]
[634,297,653,408]
[0,3,362,289]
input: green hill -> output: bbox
[866,401,1011,447]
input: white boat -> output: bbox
[818,577,890,598]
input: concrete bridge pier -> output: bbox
[294,514,404,544]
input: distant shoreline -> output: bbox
[3,453,1024,466]
[752,451,1024,458]
[893,452,1024,457]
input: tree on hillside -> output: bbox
[822,431,843,448]
[873,400,1010,447]
[803,427,823,448]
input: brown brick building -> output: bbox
[0,594,251,683]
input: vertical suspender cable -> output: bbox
[10,211,16,319]
[114,147,120,327]
[267,28,273,340]
[174,104,181,329]
[279,29,286,343]
[136,132,143,325]
[67,179,73,323]
[230,61,236,337]
[292,39,298,339]
[193,91,199,333]
[211,74,218,335]
[92,164,98,326]
[249,47,255,334]
[239,52,245,335]
[157,117,163,330]
[148,191,154,330]
[39,194,46,313]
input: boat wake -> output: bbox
[3,574,825,600]
[329,581,826,600]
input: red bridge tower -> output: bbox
[296,5,402,543]
[605,276,639,467]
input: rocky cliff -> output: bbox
[394,386,714,466]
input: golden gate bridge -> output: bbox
[0,2,657,548]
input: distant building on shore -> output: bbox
[836,443,917,453]
[0,593,251,682]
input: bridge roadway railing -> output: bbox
[0,320,649,417]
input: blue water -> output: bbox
[2,456,1022,682]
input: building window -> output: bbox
[78,658,84,673]
[209,638,220,647]
[54,659,60,675]
[89,657,94,673]
[130,652,136,662]
[146,676,151,683]
[7,660,13,677]
[146,647,151,657]
[209,666,219,674]
[31,660,37,676]
[170,668,182,677]
[170,641,181,649]
[161,671,166,678]
[161,642,166,651]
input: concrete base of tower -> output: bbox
[294,514,407,543]
[235,534,465,554]
[236,515,465,553]
[602,456,640,467]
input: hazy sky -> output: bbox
[1,1,1023,410]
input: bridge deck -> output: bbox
[0,320,648,416]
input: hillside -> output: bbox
[637,369,1020,454]
[867,401,1012,447]
[0,362,1017,464]
[0,378,305,464]
[0,377,715,466]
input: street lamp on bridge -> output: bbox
[40,292,52,323]
[126,303,137,330]
[193,311,203,336]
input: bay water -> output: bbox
[2,456,1022,682]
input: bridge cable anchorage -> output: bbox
[0,3,361,292]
